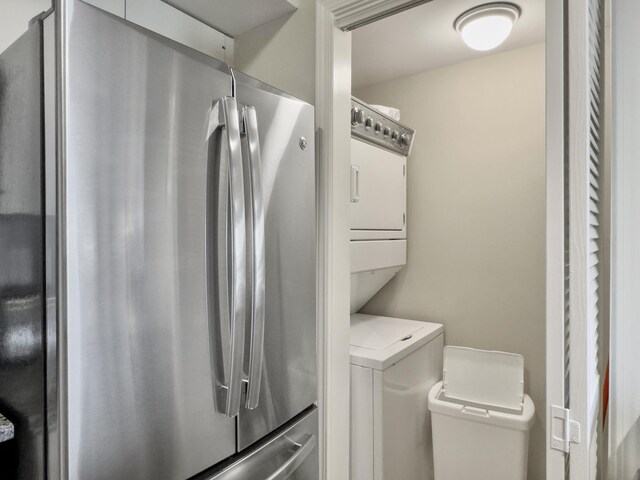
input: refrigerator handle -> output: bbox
[241,105,266,410]
[206,96,247,417]
[265,434,316,480]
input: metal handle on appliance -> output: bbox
[265,434,316,480]
[350,165,360,203]
[241,105,266,410]
[206,97,247,417]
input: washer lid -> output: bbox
[350,314,422,350]
[442,346,525,411]
[350,314,443,370]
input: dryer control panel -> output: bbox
[351,97,415,156]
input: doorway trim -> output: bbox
[317,1,574,479]
[316,2,352,479]
[545,0,566,477]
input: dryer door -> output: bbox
[350,139,406,232]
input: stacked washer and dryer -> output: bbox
[348,97,444,480]
[348,98,535,480]
[349,97,412,315]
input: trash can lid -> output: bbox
[428,381,536,431]
[443,346,525,411]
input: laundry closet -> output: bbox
[347,1,546,479]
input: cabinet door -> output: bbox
[126,0,232,62]
[80,0,233,62]
[350,139,406,232]
[82,0,125,16]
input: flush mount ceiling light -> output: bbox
[454,3,521,51]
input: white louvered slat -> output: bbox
[567,0,604,478]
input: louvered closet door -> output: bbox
[566,0,605,478]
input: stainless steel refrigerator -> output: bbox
[0,1,317,479]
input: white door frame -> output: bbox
[316,2,430,478]
[315,2,352,479]
[545,0,567,477]
[317,1,574,479]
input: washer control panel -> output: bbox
[351,97,415,156]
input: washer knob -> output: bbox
[399,133,411,147]
[383,126,391,137]
[374,122,383,134]
[391,130,399,142]
[365,117,374,129]
[351,107,365,126]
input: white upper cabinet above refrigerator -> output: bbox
[82,0,233,62]
[126,0,232,62]
[82,0,125,16]
[81,0,300,64]
[161,0,298,36]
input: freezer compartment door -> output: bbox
[233,71,317,450]
[63,2,238,479]
[204,408,319,480]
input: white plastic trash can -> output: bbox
[428,346,535,480]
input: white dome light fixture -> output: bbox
[454,3,521,52]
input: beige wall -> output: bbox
[354,43,546,480]
[0,0,51,54]
[233,0,315,105]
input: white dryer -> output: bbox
[350,97,415,313]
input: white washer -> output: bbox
[350,313,444,480]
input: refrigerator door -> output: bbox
[0,22,46,480]
[201,408,319,480]
[62,2,239,478]
[233,71,317,450]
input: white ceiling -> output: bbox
[352,0,545,89]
